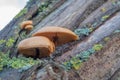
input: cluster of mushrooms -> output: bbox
[19,20,33,35]
[17,21,79,59]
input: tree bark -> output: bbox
[78,34,120,80]
[79,0,120,28]
[56,12,120,62]
[31,0,107,34]
[1,0,120,80]
[0,0,66,40]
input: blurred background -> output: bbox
[0,0,28,30]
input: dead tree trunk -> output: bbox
[31,0,107,34]
[0,0,66,40]
[56,12,120,62]
[1,0,120,80]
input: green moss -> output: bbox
[70,57,82,70]
[0,40,6,45]
[93,44,103,51]
[15,8,27,18]
[74,28,91,36]
[0,52,40,71]
[63,44,103,70]
[0,65,3,71]
[63,48,95,70]
[104,37,110,42]
[101,15,109,21]
[38,2,50,12]
[0,38,15,48]
[6,38,15,47]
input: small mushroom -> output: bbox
[17,36,55,58]
[25,25,33,31]
[20,20,33,29]
[32,26,79,46]
[10,21,34,58]
[18,20,33,38]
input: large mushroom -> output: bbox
[32,26,79,46]
[9,21,34,58]
[17,36,55,58]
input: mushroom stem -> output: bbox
[52,33,58,46]
[18,29,25,40]
[19,29,25,35]
[34,48,40,59]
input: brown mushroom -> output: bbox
[19,20,33,37]
[18,36,55,58]
[25,25,33,31]
[20,20,33,29]
[32,26,79,46]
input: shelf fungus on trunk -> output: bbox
[17,36,55,59]
[20,20,33,30]
[19,20,33,35]
[9,21,34,58]
[32,26,79,46]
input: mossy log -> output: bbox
[0,0,65,40]
[56,12,120,62]
[1,0,120,80]
[79,0,120,28]
[31,0,107,34]
[68,34,120,80]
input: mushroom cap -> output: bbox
[20,20,33,29]
[32,26,79,46]
[25,25,33,31]
[18,36,55,58]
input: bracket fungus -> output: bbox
[32,26,79,46]
[24,25,33,31]
[17,36,55,58]
[20,20,33,30]
[19,20,33,35]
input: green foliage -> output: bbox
[38,2,50,12]
[0,65,3,71]
[0,52,40,71]
[63,44,103,70]
[63,62,72,70]
[104,37,110,42]
[70,57,82,70]
[15,8,27,18]
[89,27,94,32]
[92,22,98,27]
[0,38,15,48]
[93,44,103,51]
[0,40,6,45]
[6,38,15,47]
[63,48,95,70]
[101,15,109,21]
[74,28,91,36]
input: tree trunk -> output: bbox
[31,0,107,34]
[0,0,120,80]
[56,12,120,62]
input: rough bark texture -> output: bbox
[31,0,107,34]
[0,0,120,80]
[78,34,120,80]
[56,12,120,62]
[0,0,66,40]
